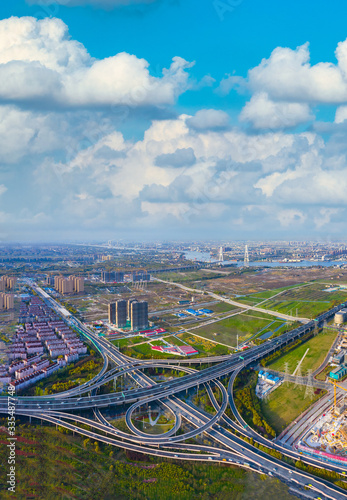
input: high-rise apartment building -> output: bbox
[61,279,74,294]
[127,298,137,320]
[46,276,55,286]
[5,294,14,310]
[115,272,124,283]
[115,300,127,327]
[108,302,116,324]
[101,271,124,283]
[130,300,148,330]
[0,276,16,291]
[0,293,14,310]
[6,277,16,289]
[74,277,84,293]
[132,271,150,282]
[53,275,84,294]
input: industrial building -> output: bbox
[330,365,347,380]
[334,309,347,325]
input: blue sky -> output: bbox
[1,0,347,241]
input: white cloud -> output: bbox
[221,39,347,131]
[2,105,347,239]
[186,109,229,130]
[0,17,193,109]
[335,105,347,123]
[276,209,306,227]
[240,92,313,129]
[314,208,340,229]
[246,42,347,104]
[31,115,334,230]
[0,105,87,163]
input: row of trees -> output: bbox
[234,370,276,439]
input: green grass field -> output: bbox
[239,282,347,318]
[177,332,231,356]
[110,335,145,348]
[208,302,239,313]
[267,329,337,375]
[261,383,325,434]
[192,311,285,347]
[164,335,186,346]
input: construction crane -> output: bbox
[328,379,347,415]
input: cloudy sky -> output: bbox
[1,0,347,242]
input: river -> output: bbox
[183,251,347,268]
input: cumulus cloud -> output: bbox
[335,105,347,123]
[219,38,347,130]
[227,42,347,104]
[186,109,229,130]
[0,17,193,109]
[0,105,91,163]
[2,100,347,239]
[155,147,196,168]
[246,42,347,104]
[20,113,345,239]
[240,92,314,129]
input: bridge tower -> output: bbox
[218,246,224,262]
[244,245,249,267]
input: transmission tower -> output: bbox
[304,369,314,400]
[218,246,224,262]
[244,245,249,267]
[294,361,302,387]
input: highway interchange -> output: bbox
[2,282,347,499]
